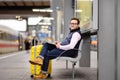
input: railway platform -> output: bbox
[0,51,97,80]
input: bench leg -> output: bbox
[72,63,76,79]
[66,60,68,69]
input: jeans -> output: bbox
[39,42,77,73]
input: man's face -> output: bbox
[70,20,79,30]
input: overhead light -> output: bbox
[32,9,40,12]
[46,9,53,12]
[38,22,51,25]
[16,16,20,18]
[77,0,93,1]
[16,16,23,21]
[75,9,83,13]
[32,9,53,12]
[17,18,23,21]
[43,17,54,20]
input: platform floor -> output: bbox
[0,51,97,80]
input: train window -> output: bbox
[0,30,2,39]
[3,32,6,40]
[6,33,9,40]
[10,35,18,41]
[0,29,18,42]
[0,31,4,40]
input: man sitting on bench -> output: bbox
[29,17,82,79]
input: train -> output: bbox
[0,25,25,54]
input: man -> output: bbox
[29,18,82,79]
[32,36,38,46]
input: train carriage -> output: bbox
[0,25,20,54]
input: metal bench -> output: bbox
[56,39,83,79]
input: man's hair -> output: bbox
[71,18,80,25]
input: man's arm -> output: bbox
[59,32,81,50]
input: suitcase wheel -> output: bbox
[30,75,33,78]
[47,74,51,78]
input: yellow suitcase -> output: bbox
[30,45,52,77]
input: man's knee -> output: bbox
[43,42,49,46]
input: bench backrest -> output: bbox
[57,39,83,63]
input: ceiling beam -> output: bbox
[0,6,50,11]
[0,0,50,1]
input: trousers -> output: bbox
[39,42,77,73]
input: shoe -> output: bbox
[29,57,43,65]
[33,73,47,79]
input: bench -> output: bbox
[56,39,83,79]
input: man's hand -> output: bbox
[54,41,60,48]
[54,41,59,45]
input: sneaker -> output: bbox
[33,73,47,79]
[29,57,43,65]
